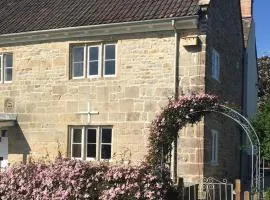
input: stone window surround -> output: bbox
[210,129,219,166]
[70,126,113,161]
[0,53,13,84]
[211,48,220,81]
[69,42,117,79]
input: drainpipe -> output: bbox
[172,19,180,183]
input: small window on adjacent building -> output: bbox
[71,43,116,79]
[211,129,219,165]
[70,126,113,161]
[0,53,13,83]
[211,49,220,81]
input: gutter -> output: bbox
[171,19,180,183]
[0,16,198,46]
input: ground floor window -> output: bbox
[70,126,112,161]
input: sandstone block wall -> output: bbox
[177,34,207,183]
[203,0,244,182]
[0,31,205,166]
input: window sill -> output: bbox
[70,76,117,81]
[103,75,116,78]
[85,158,113,163]
[87,75,101,79]
[71,77,85,80]
[1,81,12,84]
[211,76,220,83]
[209,161,219,166]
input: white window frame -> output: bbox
[210,129,219,165]
[70,126,113,161]
[86,127,98,161]
[99,127,113,161]
[0,53,13,84]
[71,46,86,79]
[70,127,84,160]
[71,43,116,79]
[103,44,117,77]
[211,49,220,81]
[87,45,101,78]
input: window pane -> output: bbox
[4,68,12,81]
[104,60,115,75]
[89,47,99,60]
[105,45,115,60]
[72,47,84,62]
[72,144,82,158]
[102,128,112,143]
[101,144,111,159]
[73,63,84,77]
[89,61,99,76]
[87,144,96,158]
[87,129,96,143]
[4,54,12,68]
[73,129,82,143]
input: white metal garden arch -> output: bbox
[186,105,263,199]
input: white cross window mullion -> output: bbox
[77,102,99,124]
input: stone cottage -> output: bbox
[0,0,256,184]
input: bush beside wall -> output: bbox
[0,158,172,200]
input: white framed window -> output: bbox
[0,53,13,83]
[71,128,83,159]
[71,46,85,79]
[211,49,220,81]
[88,46,101,77]
[210,129,219,165]
[70,126,113,161]
[71,43,116,79]
[104,44,116,77]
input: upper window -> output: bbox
[71,43,116,79]
[0,53,13,83]
[70,126,113,161]
[211,49,220,81]
[210,129,218,165]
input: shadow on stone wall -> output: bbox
[8,124,31,164]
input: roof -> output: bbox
[0,0,200,35]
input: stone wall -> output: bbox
[203,0,244,181]
[0,31,188,165]
[177,34,207,183]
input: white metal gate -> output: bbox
[199,177,233,200]
[180,177,233,200]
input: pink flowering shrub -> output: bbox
[100,164,172,200]
[0,158,173,200]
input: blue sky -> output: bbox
[254,0,270,57]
